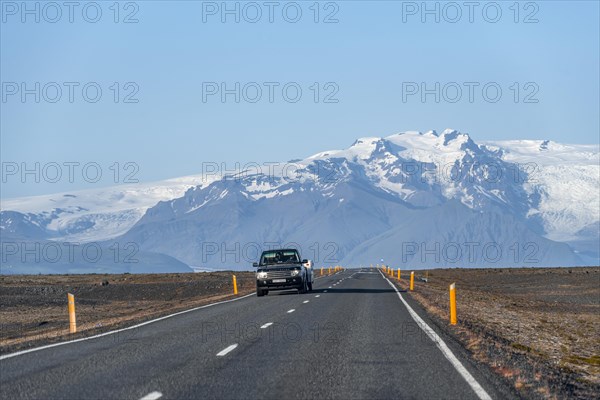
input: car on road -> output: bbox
[253,249,314,296]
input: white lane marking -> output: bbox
[0,292,255,360]
[378,270,492,400]
[216,344,238,357]
[260,322,273,329]
[315,295,320,298]
[287,309,295,313]
[323,290,328,293]
[139,392,162,400]
[303,300,309,304]
[328,286,332,288]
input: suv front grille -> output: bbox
[266,270,294,279]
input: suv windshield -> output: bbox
[260,250,300,265]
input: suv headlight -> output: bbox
[257,271,268,279]
[291,269,300,277]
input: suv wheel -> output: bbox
[298,279,307,294]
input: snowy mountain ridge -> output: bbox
[1,129,598,272]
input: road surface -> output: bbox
[1,268,510,399]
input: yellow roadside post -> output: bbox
[320,267,323,276]
[397,268,401,280]
[449,283,457,325]
[328,267,331,275]
[67,293,76,333]
[409,271,414,291]
[232,275,238,295]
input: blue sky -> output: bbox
[1,0,599,198]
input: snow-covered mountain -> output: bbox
[2,129,598,273]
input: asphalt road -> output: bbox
[0,268,510,400]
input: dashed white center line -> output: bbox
[260,322,273,329]
[328,286,332,288]
[139,391,162,400]
[287,309,295,313]
[323,290,328,293]
[315,295,320,297]
[303,300,309,303]
[216,344,238,357]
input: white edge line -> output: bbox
[139,391,163,400]
[378,270,492,400]
[216,343,238,357]
[0,292,255,361]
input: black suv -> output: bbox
[253,249,314,296]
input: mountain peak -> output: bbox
[439,129,477,151]
[441,128,458,136]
